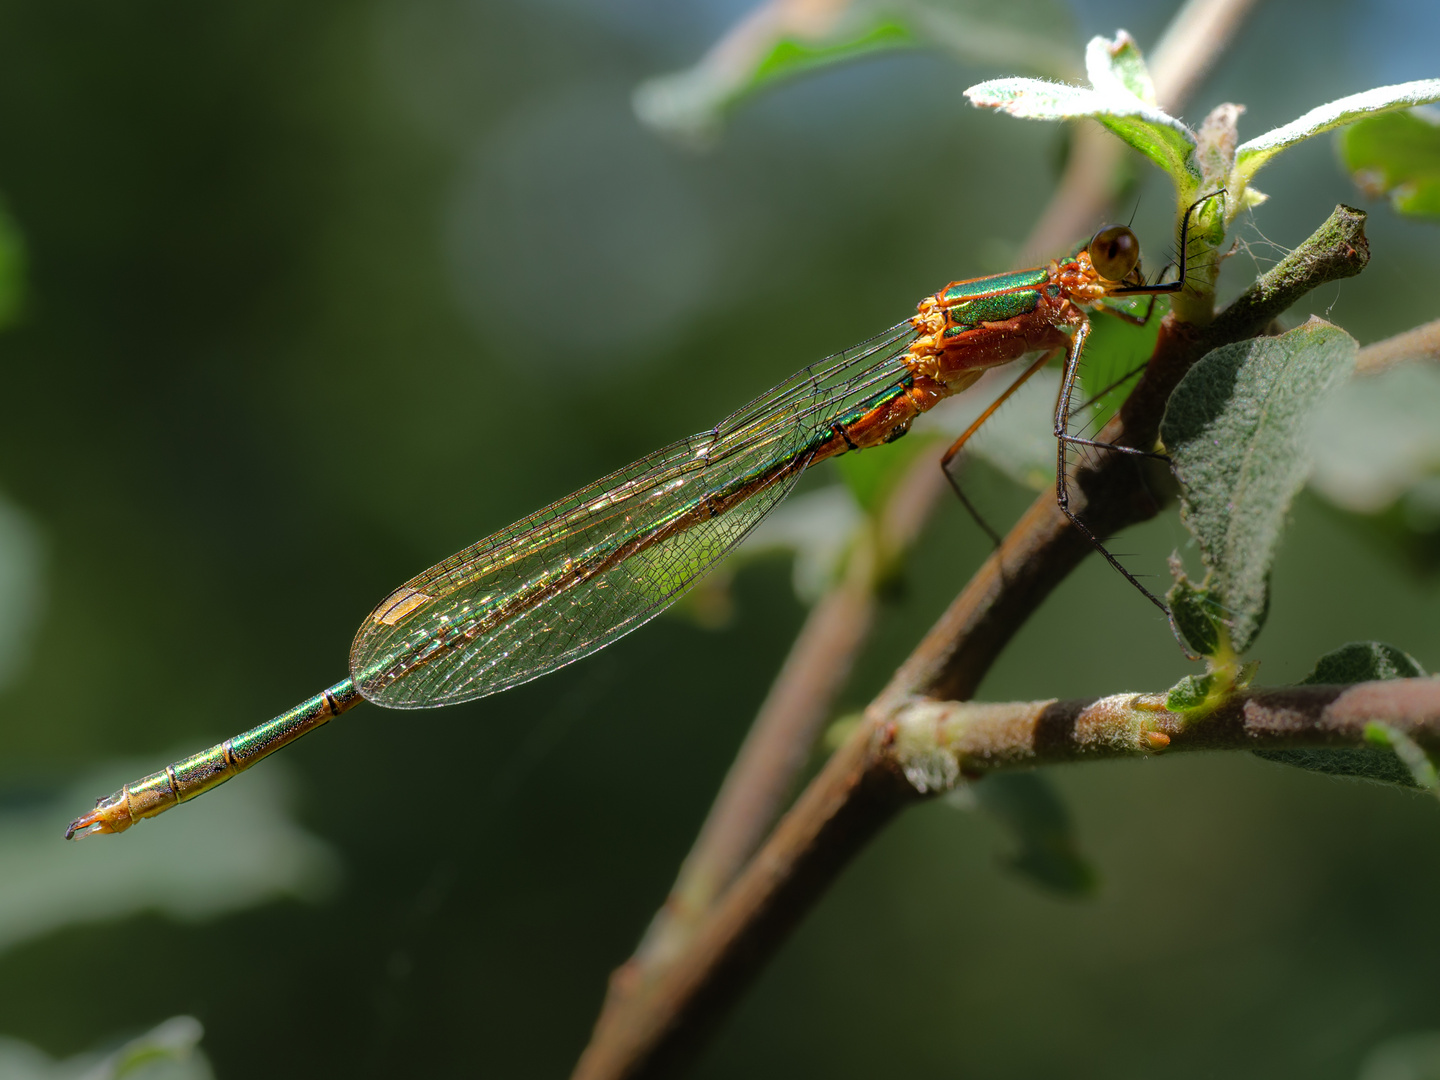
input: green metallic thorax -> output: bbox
[940,267,1049,339]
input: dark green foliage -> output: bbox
[1252,745,1420,787]
[1256,642,1433,789]
[1298,641,1426,685]
[1165,572,1222,658]
[0,200,23,331]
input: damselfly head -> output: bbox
[1087,225,1141,283]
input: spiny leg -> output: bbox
[1059,432,1169,461]
[1052,318,1171,618]
[939,349,1058,549]
[1066,357,1147,421]
[1058,292,1168,460]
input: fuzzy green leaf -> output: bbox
[1161,319,1357,653]
[1083,31,1156,105]
[1235,78,1440,188]
[1339,108,1440,219]
[966,74,1198,184]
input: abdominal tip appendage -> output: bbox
[65,814,104,840]
[64,792,132,840]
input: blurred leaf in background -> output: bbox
[0,762,337,959]
[946,771,1098,895]
[0,197,24,331]
[1357,1030,1440,1080]
[737,485,863,603]
[1339,107,1440,219]
[0,197,38,694]
[1309,361,1440,571]
[634,0,1079,147]
[0,1016,211,1080]
[0,490,44,694]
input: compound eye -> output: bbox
[1089,225,1140,281]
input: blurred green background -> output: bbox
[0,0,1437,1076]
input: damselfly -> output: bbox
[66,195,1218,839]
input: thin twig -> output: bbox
[626,539,879,973]
[890,680,1440,778]
[572,204,1368,1080]
[622,450,949,980]
[575,678,1435,1080]
[576,712,917,1080]
[1355,317,1440,375]
[1148,0,1263,113]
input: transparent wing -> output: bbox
[350,320,920,708]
